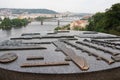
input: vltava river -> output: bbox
[0,21,70,41]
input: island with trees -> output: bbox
[0,18,30,30]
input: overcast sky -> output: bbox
[0,0,119,13]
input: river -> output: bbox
[0,21,70,41]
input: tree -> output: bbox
[105,3,120,31]
[87,12,105,31]
[0,18,29,30]
[11,18,29,27]
[0,18,12,29]
[86,3,120,35]
[0,18,2,21]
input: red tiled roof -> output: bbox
[74,20,86,25]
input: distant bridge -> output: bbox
[36,19,73,26]
[33,17,81,26]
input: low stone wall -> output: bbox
[0,67,120,80]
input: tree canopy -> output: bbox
[86,3,120,35]
[0,18,30,30]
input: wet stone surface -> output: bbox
[0,31,120,74]
[0,53,18,63]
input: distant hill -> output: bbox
[0,8,58,14]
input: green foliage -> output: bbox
[86,3,120,35]
[105,3,120,31]
[0,18,2,21]
[54,24,87,31]
[0,18,30,30]
[73,27,81,31]
[54,24,70,31]
[11,18,29,27]
[86,12,105,31]
[54,27,62,30]
[73,26,86,31]
[0,18,12,29]
[62,24,70,30]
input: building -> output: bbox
[70,20,89,30]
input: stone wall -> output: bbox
[0,67,120,80]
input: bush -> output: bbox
[54,24,70,30]
[54,27,62,30]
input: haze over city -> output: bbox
[0,0,119,13]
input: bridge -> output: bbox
[34,17,81,26]
[40,19,72,26]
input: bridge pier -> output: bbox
[41,20,43,25]
[58,20,60,27]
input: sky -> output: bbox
[0,0,119,13]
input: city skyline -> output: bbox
[0,0,119,13]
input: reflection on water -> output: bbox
[0,21,70,41]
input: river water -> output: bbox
[0,21,70,41]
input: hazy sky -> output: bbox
[0,0,119,13]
